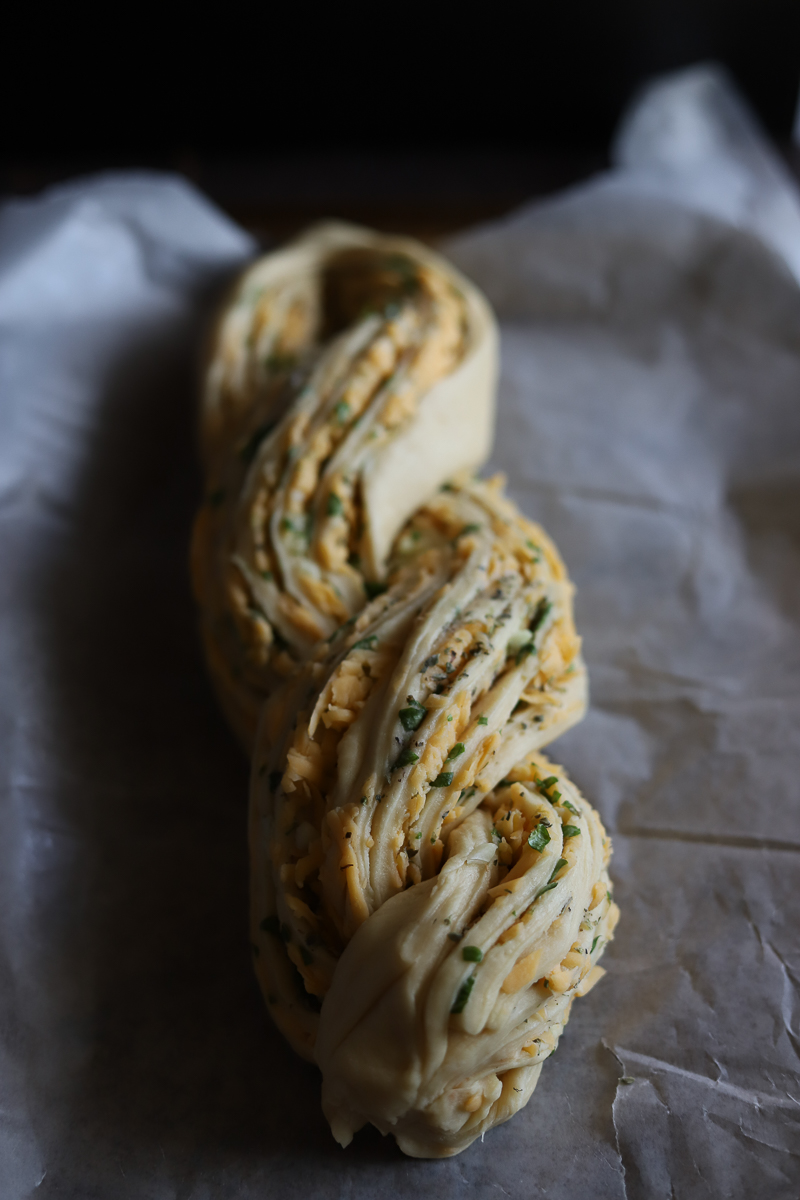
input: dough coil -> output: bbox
[192,223,618,1158]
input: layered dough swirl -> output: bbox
[192,222,496,747]
[192,223,618,1158]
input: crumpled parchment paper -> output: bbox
[1,65,799,1199]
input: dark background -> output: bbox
[3,1,799,240]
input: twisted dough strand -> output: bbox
[193,223,618,1158]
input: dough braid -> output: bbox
[192,223,618,1158]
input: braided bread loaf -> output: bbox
[192,223,618,1158]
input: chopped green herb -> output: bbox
[326,493,344,517]
[551,790,562,802]
[525,539,541,560]
[535,857,568,899]
[619,1077,635,1086]
[446,743,465,761]
[562,798,579,814]
[498,779,512,789]
[431,772,454,787]
[538,776,559,791]
[364,580,387,600]
[333,400,350,423]
[451,974,476,1014]
[260,915,281,937]
[515,636,534,665]
[447,931,463,942]
[260,570,273,581]
[458,523,481,537]
[591,936,600,953]
[422,654,438,670]
[353,635,378,650]
[399,698,427,731]
[395,748,419,769]
[430,836,436,844]
[477,715,489,725]
[562,825,581,839]
[462,946,483,963]
[528,823,551,853]
[529,597,552,636]
[415,831,422,839]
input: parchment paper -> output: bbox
[1,66,799,1199]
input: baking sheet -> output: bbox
[1,67,799,1198]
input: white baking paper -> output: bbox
[1,66,799,1198]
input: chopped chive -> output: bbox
[430,836,436,844]
[431,772,454,788]
[458,523,481,537]
[395,748,419,769]
[591,936,600,953]
[538,776,559,791]
[399,698,427,731]
[450,974,475,1014]
[462,945,483,963]
[353,635,378,650]
[364,580,387,599]
[415,832,423,839]
[422,654,438,670]
[562,798,579,814]
[446,743,465,761]
[260,570,273,581]
[447,931,463,942]
[528,823,551,852]
[326,493,344,517]
[333,400,350,423]
[563,825,581,839]
[477,715,489,726]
